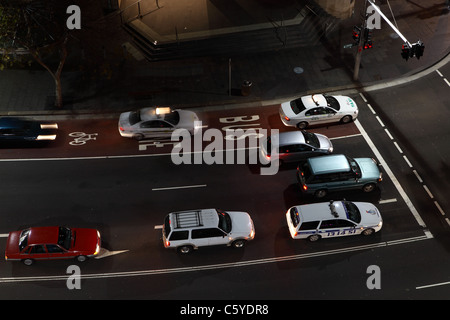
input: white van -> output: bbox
[286,200,382,242]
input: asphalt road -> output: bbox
[0,76,449,301]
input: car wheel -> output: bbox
[232,239,246,248]
[307,234,321,242]
[22,258,34,266]
[362,183,376,193]
[76,255,88,262]
[177,245,193,254]
[362,228,375,236]
[340,115,352,124]
[133,134,144,141]
[314,189,327,198]
[296,122,308,129]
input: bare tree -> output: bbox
[0,0,68,108]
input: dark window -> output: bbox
[140,120,172,129]
[192,228,225,239]
[29,245,46,254]
[319,220,339,229]
[290,98,307,114]
[299,221,319,230]
[305,107,327,116]
[324,95,340,110]
[169,231,189,241]
[46,244,65,253]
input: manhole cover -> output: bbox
[293,67,304,74]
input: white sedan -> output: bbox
[279,94,359,129]
[119,107,200,140]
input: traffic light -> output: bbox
[414,40,425,59]
[363,28,373,50]
[352,26,361,44]
[401,44,410,61]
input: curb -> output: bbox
[2,50,449,120]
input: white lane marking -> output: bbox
[0,234,431,283]
[375,116,385,127]
[378,198,397,204]
[152,184,207,191]
[413,170,423,183]
[154,225,163,230]
[393,141,403,154]
[423,185,434,199]
[354,119,427,228]
[416,280,450,290]
[403,155,413,168]
[384,128,393,140]
[329,133,362,140]
[0,234,9,238]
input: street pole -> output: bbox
[353,1,369,81]
[353,29,364,81]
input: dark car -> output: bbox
[0,117,58,142]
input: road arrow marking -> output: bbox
[95,248,129,259]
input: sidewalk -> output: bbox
[0,0,449,116]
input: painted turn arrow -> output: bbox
[95,248,129,259]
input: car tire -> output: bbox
[314,189,327,198]
[296,122,308,130]
[307,234,321,242]
[340,115,352,124]
[177,245,193,254]
[22,258,34,266]
[362,183,376,193]
[362,228,375,236]
[231,239,246,248]
[76,255,88,262]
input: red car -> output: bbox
[5,226,101,265]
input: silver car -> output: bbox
[119,107,200,140]
[260,130,333,165]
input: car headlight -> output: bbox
[36,134,57,140]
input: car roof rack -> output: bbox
[173,210,203,229]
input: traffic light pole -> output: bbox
[352,13,367,81]
[367,0,411,48]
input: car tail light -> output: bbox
[302,185,307,191]
[284,116,290,121]
[165,240,170,247]
[119,127,124,131]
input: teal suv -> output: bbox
[297,154,382,198]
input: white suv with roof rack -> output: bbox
[162,208,255,254]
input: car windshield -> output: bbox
[342,201,361,223]
[58,227,72,250]
[324,95,340,111]
[302,131,320,148]
[19,229,31,251]
[347,156,361,177]
[216,209,232,233]
[290,98,306,114]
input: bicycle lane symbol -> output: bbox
[68,132,99,146]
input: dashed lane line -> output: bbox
[358,92,449,227]
[354,119,427,228]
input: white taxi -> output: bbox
[118,107,200,140]
[279,94,358,129]
[286,200,382,242]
